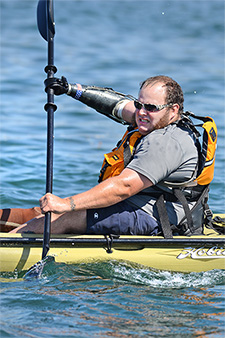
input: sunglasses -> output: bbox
[134,100,173,112]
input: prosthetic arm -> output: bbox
[44,76,134,124]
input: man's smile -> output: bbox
[139,117,150,123]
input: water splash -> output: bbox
[2,260,224,289]
[74,260,225,289]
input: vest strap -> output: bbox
[155,195,173,239]
[173,188,194,233]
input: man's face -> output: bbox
[135,82,175,135]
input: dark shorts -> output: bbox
[86,200,160,235]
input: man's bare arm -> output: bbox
[39,168,152,214]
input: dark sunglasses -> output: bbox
[134,100,173,112]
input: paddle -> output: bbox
[25,0,57,278]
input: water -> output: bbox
[1,262,225,338]
[0,0,225,337]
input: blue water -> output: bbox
[0,0,225,337]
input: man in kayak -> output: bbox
[2,75,207,236]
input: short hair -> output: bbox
[140,75,184,114]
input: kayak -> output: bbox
[0,214,224,273]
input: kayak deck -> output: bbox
[0,218,224,273]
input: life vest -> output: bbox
[98,112,217,187]
[193,114,217,185]
[98,126,143,183]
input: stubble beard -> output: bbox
[152,110,171,131]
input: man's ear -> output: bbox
[170,103,180,120]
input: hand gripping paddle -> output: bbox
[25,0,57,278]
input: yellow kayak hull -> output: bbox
[0,216,224,273]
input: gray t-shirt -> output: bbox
[126,123,199,226]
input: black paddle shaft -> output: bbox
[37,0,57,259]
[43,27,57,259]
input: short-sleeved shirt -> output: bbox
[126,123,199,226]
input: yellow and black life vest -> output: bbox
[98,126,143,183]
[98,112,217,188]
[193,114,217,186]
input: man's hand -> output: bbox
[44,76,69,95]
[39,193,75,214]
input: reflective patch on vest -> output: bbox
[209,127,216,142]
[112,155,119,161]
